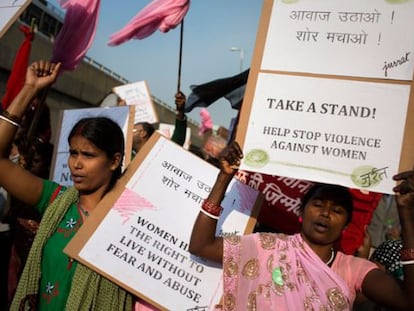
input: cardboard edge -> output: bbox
[235,0,273,148]
[0,0,31,38]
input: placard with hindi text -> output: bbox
[236,0,414,194]
[65,133,262,310]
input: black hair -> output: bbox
[188,144,204,159]
[18,97,52,143]
[301,183,353,224]
[34,139,54,166]
[68,117,125,191]
[16,136,53,177]
[136,122,155,138]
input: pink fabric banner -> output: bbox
[51,0,101,71]
[108,0,190,46]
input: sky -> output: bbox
[48,0,264,128]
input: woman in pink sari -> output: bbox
[189,142,414,310]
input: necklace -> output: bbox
[325,248,335,266]
[78,203,90,217]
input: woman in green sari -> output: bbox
[0,60,132,310]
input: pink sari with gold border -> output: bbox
[222,233,356,311]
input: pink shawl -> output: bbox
[222,233,351,310]
[51,0,100,71]
[199,108,213,136]
[108,0,190,46]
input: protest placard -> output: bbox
[158,122,191,149]
[237,0,414,194]
[261,0,414,80]
[0,0,31,38]
[50,106,133,186]
[113,80,159,124]
[64,133,262,310]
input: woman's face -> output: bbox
[30,150,50,178]
[68,135,120,195]
[132,124,149,149]
[300,191,349,247]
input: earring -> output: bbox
[298,216,303,223]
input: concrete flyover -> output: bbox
[0,17,202,147]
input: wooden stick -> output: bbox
[177,20,184,92]
[30,18,36,32]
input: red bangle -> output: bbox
[400,248,414,261]
[202,200,222,217]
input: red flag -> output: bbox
[108,0,190,46]
[2,25,34,109]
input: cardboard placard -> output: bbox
[50,106,133,186]
[236,0,414,194]
[113,81,159,124]
[64,133,262,310]
[158,122,191,150]
[0,0,31,38]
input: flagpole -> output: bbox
[30,18,37,32]
[177,20,184,92]
[228,110,241,144]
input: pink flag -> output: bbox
[108,0,190,46]
[51,0,100,71]
[199,108,213,136]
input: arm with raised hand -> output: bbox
[171,91,187,146]
[0,60,60,206]
[189,141,243,263]
[361,167,414,310]
[393,168,414,307]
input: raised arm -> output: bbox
[171,91,187,146]
[189,141,243,263]
[361,168,414,310]
[0,60,60,206]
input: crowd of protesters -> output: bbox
[0,59,413,311]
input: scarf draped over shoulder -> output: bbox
[11,186,132,310]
